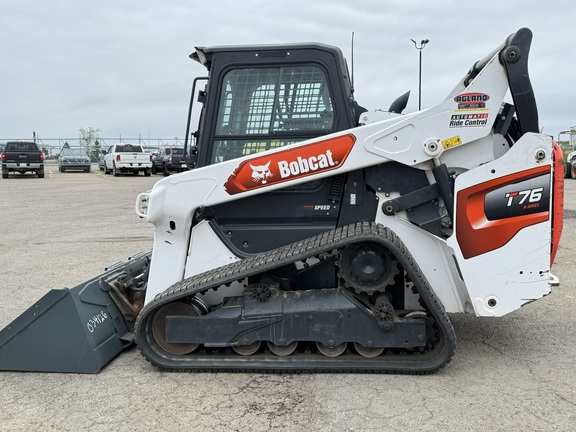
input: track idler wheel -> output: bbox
[151,300,206,355]
[337,242,399,294]
[404,311,440,349]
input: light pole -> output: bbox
[411,38,429,110]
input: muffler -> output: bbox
[0,251,150,373]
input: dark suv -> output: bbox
[151,147,188,175]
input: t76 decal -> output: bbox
[485,176,550,220]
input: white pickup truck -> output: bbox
[102,143,152,176]
[565,150,576,179]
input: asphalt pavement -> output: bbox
[0,162,574,432]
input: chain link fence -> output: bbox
[0,136,185,162]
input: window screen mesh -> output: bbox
[213,65,333,163]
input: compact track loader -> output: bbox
[0,28,564,373]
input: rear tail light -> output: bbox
[150,155,153,162]
[116,155,121,162]
[1,152,5,162]
[40,152,44,162]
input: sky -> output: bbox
[1,0,574,145]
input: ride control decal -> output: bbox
[224,134,356,195]
[449,113,489,128]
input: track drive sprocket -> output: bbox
[336,242,400,294]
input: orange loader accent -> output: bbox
[456,165,550,260]
[551,141,564,266]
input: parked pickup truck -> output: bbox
[1,141,44,178]
[151,147,188,175]
[102,143,152,176]
[565,150,576,179]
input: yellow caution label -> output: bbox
[442,135,462,150]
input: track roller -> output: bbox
[316,342,347,357]
[354,343,384,358]
[267,341,298,356]
[233,341,261,356]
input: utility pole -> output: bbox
[411,39,429,110]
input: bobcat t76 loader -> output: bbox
[0,28,564,373]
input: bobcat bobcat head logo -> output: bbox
[250,161,273,184]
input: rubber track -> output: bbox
[135,222,456,374]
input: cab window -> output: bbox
[212,65,334,163]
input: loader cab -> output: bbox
[189,43,359,168]
[184,44,374,256]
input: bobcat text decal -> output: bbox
[224,134,356,195]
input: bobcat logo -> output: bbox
[224,134,355,195]
[250,161,273,184]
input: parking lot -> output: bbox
[0,162,575,432]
